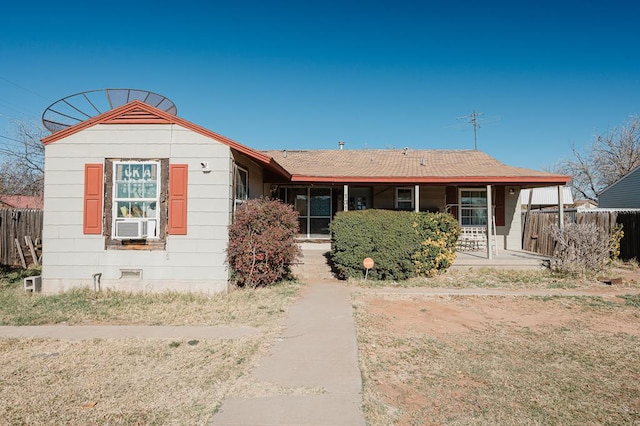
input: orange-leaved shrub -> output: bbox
[226,198,301,287]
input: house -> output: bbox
[263,149,569,251]
[40,100,569,293]
[0,195,44,209]
[598,165,640,208]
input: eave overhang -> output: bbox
[288,175,571,186]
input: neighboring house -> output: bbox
[520,187,574,210]
[41,100,569,293]
[0,195,44,209]
[598,165,640,208]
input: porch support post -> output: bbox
[486,184,493,259]
[343,185,349,211]
[414,184,420,212]
[558,185,564,230]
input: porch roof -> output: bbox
[262,149,570,186]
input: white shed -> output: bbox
[520,186,573,209]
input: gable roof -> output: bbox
[39,100,569,186]
[41,100,291,179]
[597,164,640,196]
[262,149,570,185]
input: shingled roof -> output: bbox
[262,149,570,186]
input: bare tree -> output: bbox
[0,120,46,196]
[555,114,640,202]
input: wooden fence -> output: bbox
[0,209,43,267]
[522,209,640,261]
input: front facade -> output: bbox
[41,101,569,293]
[41,101,287,293]
[262,149,569,251]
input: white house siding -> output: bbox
[497,187,522,250]
[598,167,640,208]
[233,152,265,200]
[42,123,233,294]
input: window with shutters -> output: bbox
[113,161,160,239]
[102,159,169,250]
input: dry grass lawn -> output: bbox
[0,271,301,425]
[351,262,640,290]
[3,264,640,425]
[354,292,640,425]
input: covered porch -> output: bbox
[262,148,571,259]
[296,242,551,278]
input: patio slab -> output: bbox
[453,249,550,270]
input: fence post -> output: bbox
[558,185,565,230]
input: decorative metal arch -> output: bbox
[42,89,177,133]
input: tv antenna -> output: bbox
[42,89,177,133]
[456,110,484,150]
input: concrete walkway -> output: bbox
[0,325,258,340]
[209,282,365,426]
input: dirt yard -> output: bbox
[354,291,640,425]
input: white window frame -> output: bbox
[233,165,249,214]
[112,160,161,240]
[395,187,414,210]
[459,187,487,227]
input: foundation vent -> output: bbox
[120,269,143,279]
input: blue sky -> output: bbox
[1,0,639,171]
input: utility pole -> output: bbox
[457,110,484,150]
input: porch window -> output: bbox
[459,188,487,226]
[395,187,414,210]
[234,165,248,212]
[348,187,372,210]
[113,161,160,239]
[278,187,332,238]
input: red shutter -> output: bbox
[494,186,505,227]
[168,164,188,235]
[445,186,458,219]
[83,164,104,234]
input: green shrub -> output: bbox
[412,212,460,276]
[226,198,301,287]
[330,210,459,280]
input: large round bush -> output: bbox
[227,198,301,287]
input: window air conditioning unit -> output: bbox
[115,220,156,239]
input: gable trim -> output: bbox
[41,100,291,180]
